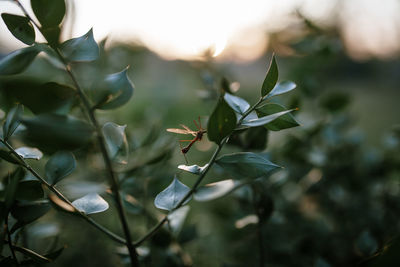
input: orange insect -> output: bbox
[167,117,207,161]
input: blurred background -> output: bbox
[0,0,399,266]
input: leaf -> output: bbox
[207,97,237,144]
[15,180,44,201]
[0,149,20,164]
[45,151,76,185]
[60,29,99,62]
[3,104,23,141]
[154,177,191,211]
[167,206,190,235]
[216,152,281,179]
[122,193,142,214]
[72,193,109,214]
[241,109,295,128]
[194,179,240,202]
[31,0,66,28]
[11,200,51,232]
[0,45,41,75]
[21,114,94,151]
[13,245,51,263]
[102,122,128,164]
[264,81,296,99]
[256,103,299,131]
[177,164,208,175]
[15,147,43,160]
[261,54,278,97]
[356,230,378,256]
[1,13,35,45]
[223,93,250,115]
[4,168,25,211]
[93,68,134,110]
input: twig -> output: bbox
[6,213,19,266]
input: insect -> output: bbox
[167,117,207,162]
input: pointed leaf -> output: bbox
[15,180,44,201]
[10,200,51,232]
[12,245,51,263]
[167,206,190,235]
[194,179,240,202]
[45,151,76,184]
[264,81,296,99]
[3,104,23,141]
[102,122,128,164]
[154,177,191,211]
[177,164,208,175]
[256,103,299,131]
[31,0,65,28]
[261,54,278,97]
[223,93,250,115]
[0,45,41,75]
[60,29,99,62]
[216,152,281,179]
[207,97,237,144]
[1,13,35,45]
[241,109,295,128]
[72,193,109,214]
[94,68,134,110]
[3,168,24,212]
[0,149,20,164]
[15,147,43,160]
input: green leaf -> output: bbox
[256,103,299,131]
[1,13,35,45]
[263,81,296,100]
[60,29,99,62]
[93,68,134,110]
[241,109,295,128]
[72,193,109,215]
[45,151,76,185]
[15,147,43,160]
[0,149,20,164]
[21,114,94,151]
[11,200,51,232]
[13,245,51,263]
[207,97,237,144]
[3,104,23,141]
[154,177,191,211]
[223,93,250,115]
[194,179,240,202]
[0,45,41,75]
[167,206,190,236]
[261,54,278,97]
[102,122,128,164]
[4,168,25,210]
[31,0,65,28]
[177,164,208,175]
[15,180,44,201]
[216,152,281,179]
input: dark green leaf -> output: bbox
[45,151,76,185]
[4,168,25,211]
[0,45,41,75]
[13,245,51,263]
[241,109,295,128]
[31,0,65,28]
[3,104,23,141]
[177,164,208,175]
[261,54,278,97]
[1,13,35,45]
[263,81,296,99]
[72,193,109,214]
[216,152,281,179]
[21,114,94,151]
[15,180,44,201]
[20,246,65,265]
[223,93,250,115]
[11,200,51,232]
[154,177,191,211]
[15,147,43,160]
[60,28,99,62]
[256,103,299,131]
[102,122,128,164]
[93,68,134,110]
[0,149,20,164]
[194,179,240,202]
[42,26,61,46]
[207,97,237,144]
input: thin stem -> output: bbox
[134,96,265,246]
[0,138,127,245]
[6,213,19,266]
[251,185,265,267]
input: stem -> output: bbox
[6,214,19,266]
[251,185,265,267]
[0,138,127,245]
[134,96,265,246]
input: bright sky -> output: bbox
[0,0,399,61]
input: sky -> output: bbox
[0,0,399,61]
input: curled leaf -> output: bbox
[154,177,191,211]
